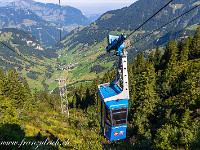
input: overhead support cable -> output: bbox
[127,0,174,39]
[99,1,200,60]
[133,3,200,45]
[98,0,174,59]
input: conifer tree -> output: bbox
[179,35,191,62]
[132,52,145,75]
[164,40,179,84]
[147,51,155,63]
[33,88,38,102]
[190,26,200,59]
[79,83,85,102]
[131,61,159,140]
[0,90,18,124]
[74,83,85,109]
[0,69,6,94]
[0,69,5,80]
[101,70,111,83]
[167,40,179,65]
[154,45,162,66]
[162,39,173,64]
[128,61,136,118]
[23,77,31,97]
[88,77,100,106]
[84,87,91,109]
[73,94,76,108]
[4,69,25,108]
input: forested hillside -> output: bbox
[55,0,200,86]
[0,69,102,150]
[1,26,199,150]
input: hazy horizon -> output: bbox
[68,3,132,16]
[0,0,136,16]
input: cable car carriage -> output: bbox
[97,34,129,141]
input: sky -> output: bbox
[1,0,137,4]
[33,0,136,4]
[34,0,138,15]
[0,0,138,16]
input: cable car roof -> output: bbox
[98,85,121,99]
[98,85,128,109]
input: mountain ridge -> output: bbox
[54,0,200,86]
[9,0,92,32]
[0,6,65,47]
[0,0,92,47]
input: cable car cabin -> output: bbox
[97,85,128,141]
[97,34,129,141]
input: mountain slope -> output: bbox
[0,7,67,47]
[57,0,200,49]
[9,0,92,32]
[54,0,200,86]
[0,28,59,91]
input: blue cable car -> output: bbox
[97,34,129,141]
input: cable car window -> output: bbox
[112,107,127,126]
[105,106,111,126]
